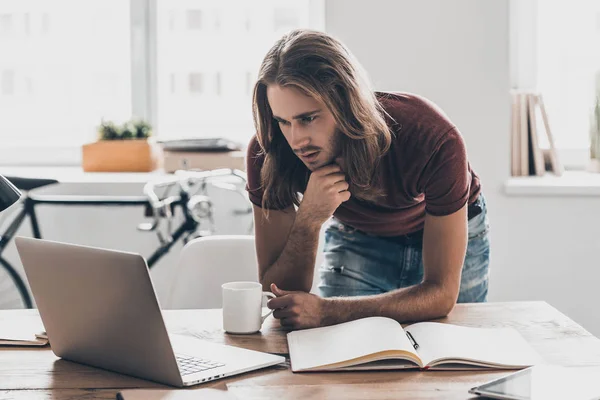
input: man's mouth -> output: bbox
[299,151,320,162]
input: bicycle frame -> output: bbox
[0,168,250,309]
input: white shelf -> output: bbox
[504,171,600,196]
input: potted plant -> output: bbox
[82,119,162,172]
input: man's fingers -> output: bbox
[271,283,294,297]
[333,180,350,193]
[324,173,347,185]
[314,164,342,176]
[279,317,298,329]
[267,295,293,310]
[272,307,297,319]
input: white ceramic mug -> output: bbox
[221,281,276,334]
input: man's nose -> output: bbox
[290,124,310,150]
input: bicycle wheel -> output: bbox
[0,202,31,309]
[0,266,27,309]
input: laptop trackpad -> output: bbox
[169,334,284,369]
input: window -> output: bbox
[0,0,324,166]
[188,73,204,94]
[186,9,203,30]
[537,0,600,151]
[513,0,600,168]
[155,0,320,145]
[0,0,131,164]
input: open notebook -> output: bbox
[287,317,542,372]
[0,320,48,347]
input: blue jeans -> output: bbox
[318,195,490,303]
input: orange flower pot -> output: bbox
[82,139,162,172]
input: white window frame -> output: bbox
[0,0,325,167]
[130,0,158,129]
[510,0,590,170]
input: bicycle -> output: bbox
[0,169,252,309]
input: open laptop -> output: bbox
[15,236,285,387]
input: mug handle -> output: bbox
[261,292,277,323]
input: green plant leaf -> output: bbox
[97,120,121,140]
[96,118,153,140]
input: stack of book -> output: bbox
[158,138,245,173]
[510,91,564,176]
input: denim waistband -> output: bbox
[332,194,485,246]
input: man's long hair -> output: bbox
[252,29,393,211]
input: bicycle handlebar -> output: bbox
[142,168,248,209]
[141,168,251,240]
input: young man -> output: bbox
[246,29,490,330]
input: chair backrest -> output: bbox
[167,235,259,309]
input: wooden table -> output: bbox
[1,301,600,399]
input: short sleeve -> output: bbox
[420,128,471,216]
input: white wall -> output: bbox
[2,0,598,337]
[326,0,600,335]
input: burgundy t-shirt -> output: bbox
[246,92,481,237]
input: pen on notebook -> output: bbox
[406,331,419,350]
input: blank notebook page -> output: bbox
[287,317,416,371]
[406,322,542,367]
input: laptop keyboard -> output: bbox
[175,354,226,376]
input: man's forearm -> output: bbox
[322,282,457,326]
[260,211,321,292]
